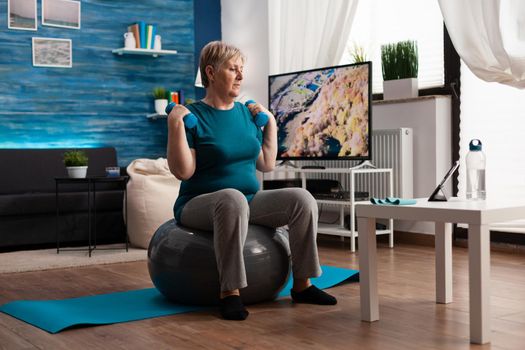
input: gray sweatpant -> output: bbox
[180,187,322,292]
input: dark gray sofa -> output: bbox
[0,148,126,251]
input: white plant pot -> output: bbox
[383,78,418,100]
[155,99,168,115]
[67,166,88,178]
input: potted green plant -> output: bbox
[152,87,169,115]
[381,40,418,100]
[63,150,89,178]
[348,43,367,63]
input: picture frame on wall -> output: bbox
[7,0,37,31]
[42,0,81,29]
[32,37,72,68]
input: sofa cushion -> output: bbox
[0,148,117,195]
[0,191,124,216]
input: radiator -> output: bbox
[291,128,414,198]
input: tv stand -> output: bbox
[263,166,393,252]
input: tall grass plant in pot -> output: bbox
[381,40,419,100]
[63,150,89,178]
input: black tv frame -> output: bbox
[268,61,372,161]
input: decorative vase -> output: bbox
[155,99,168,115]
[383,78,418,100]
[153,35,162,51]
[67,166,88,178]
[124,32,136,49]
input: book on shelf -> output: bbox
[127,23,140,48]
[128,22,158,50]
[146,25,151,50]
[138,21,146,49]
[170,90,187,104]
[151,25,157,49]
[170,91,179,104]
[146,24,157,50]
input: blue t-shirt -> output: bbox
[173,101,263,221]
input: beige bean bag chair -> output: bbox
[126,158,180,249]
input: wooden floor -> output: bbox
[1,239,525,350]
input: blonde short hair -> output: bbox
[199,41,245,88]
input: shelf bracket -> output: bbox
[349,160,377,170]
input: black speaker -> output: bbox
[263,179,340,194]
[263,179,302,190]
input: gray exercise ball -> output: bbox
[148,219,291,306]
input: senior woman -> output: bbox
[167,41,336,321]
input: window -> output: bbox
[458,63,525,232]
[341,0,444,93]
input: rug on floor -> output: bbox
[0,244,147,274]
[0,265,359,333]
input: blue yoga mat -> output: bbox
[0,265,358,333]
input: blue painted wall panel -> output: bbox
[193,0,221,100]
[0,0,195,166]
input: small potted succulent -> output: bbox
[152,87,169,115]
[63,150,89,178]
[381,40,419,100]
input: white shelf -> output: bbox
[112,48,178,58]
[318,223,391,238]
[146,113,167,120]
[315,198,368,206]
[272,167,390,174]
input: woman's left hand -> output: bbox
[246,102,275,124]
[247,102,277,172]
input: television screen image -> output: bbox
[269,62,371,160]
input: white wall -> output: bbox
[373,96,452,234]
[221,0,269,106]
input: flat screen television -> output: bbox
[268,61,372,161]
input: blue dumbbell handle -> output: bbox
[245,100,269,127]
[165,102,198,129]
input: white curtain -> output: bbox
[439,0,525,88]
[221,0,270,105]
[458,64,525,232]
[268,0,359,75]
[441,0,525,232]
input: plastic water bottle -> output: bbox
[466,139,486,200]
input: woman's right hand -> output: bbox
[166,103,196,180]
[168,104,191,123]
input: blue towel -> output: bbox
[0,265,358,333]
[371,197,416,205]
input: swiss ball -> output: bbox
[148,219,291,306]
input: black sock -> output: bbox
[219,295,249,321]
[291,285,337,305]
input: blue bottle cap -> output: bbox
[469,139,482,151]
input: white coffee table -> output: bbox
[356,197,525,344]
